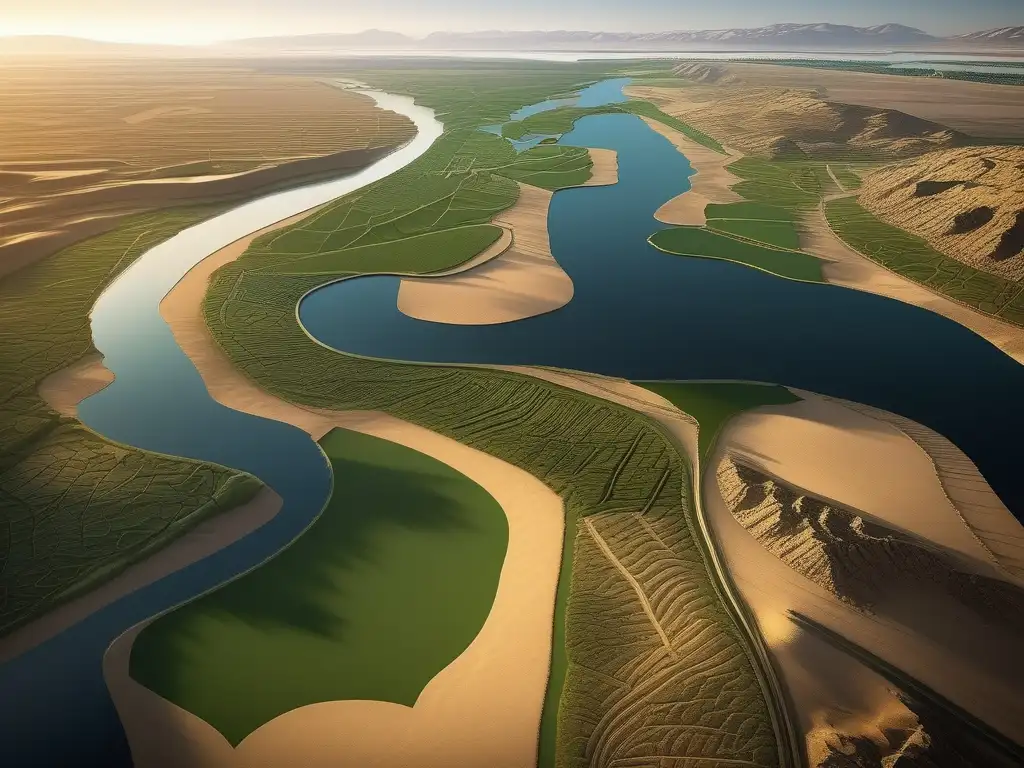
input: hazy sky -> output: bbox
[0,0,1020,44]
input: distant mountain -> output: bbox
[422,24,939,50]
[952,26,1024,43]
[0,35,198,57]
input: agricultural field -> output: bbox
[705,202,803,250]
[226,129,594,279]
[0,61,415,276]
[825,197,1024,326]
[131,427,508,744]
[0,207,261,637]
[649,226,825,283]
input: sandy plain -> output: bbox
[0,63,414,277]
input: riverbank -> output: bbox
[800,201,1024,364]
[637,117,743,226]
[37,353,114,417]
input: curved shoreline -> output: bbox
[37,353,115,418]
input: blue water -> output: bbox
[0,90,442,768]
[302,87,1024,519]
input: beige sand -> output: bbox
[705,391,1024,751]
[106,411,564,768]
[636,116,744,227]
[398,183,573,326]
[801,201,1024,364]
[36,353,115,417]
[582,147,619,186]
[1,487,281,665]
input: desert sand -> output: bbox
[106,410,564,768]
[0,487,281,665]
[398,183,574,325]
[635,115,744,226]
[800,201,1024,364]
[705,390,1024,753]
[37,353,114,417]
[582,147,619,186]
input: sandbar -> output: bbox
[398,183,573,325]
[800,201,1024,364]
[582,147,619,186]
[706,390,1024,751]
[637,116,744,227]
[36,352,114,417]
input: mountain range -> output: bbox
[224,24,1024,52]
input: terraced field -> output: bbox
[0,207,261,637]
[825,196,1024,326]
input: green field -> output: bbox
[131,427,508,744]
[0,207,262,637]
[727,158,827,209]
[650,226,825,283]
[706,201,803,250]
[825,197,1024,326]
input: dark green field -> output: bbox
[130,427,508,745]
[0,207,261,637]
[650,226,825,283]
[706,201,803,250]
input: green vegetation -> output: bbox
[826,197,1024,326]
[511,105,620,138]
[706,201,803,250]
[829,164,864,191]
[650,226,825,283]
[131,427,508,744]
[634,381,802,459]
[0,207,261,637]
[620,99,727,153]
[728,158,827,209]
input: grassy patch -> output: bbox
[634,381,802,460]
[825,197,1024,326]
[727,158,825,209]
[706,202,802,250]
[650,226,825,283]
[0,207,261,637]
[131,427,508,744]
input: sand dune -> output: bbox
[582,147,619,186]
[800,201,1024,363]
[398,183,573,325]
[634,115,744,227]
[36,353,114,417]
[705,391,1024,751]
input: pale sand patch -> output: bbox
[801,201,1024,365]
[37,352,115,417]
[582,147,618,186]
[0,487,281,665]
[398,183,573,326]
[638,116,744,227]
[705,392,1024,749]
[106,412,564,768]
[720,393,1013,583]
[123,105,212,125]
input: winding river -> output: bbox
[2,77,1022,768]
[0,90,442,768]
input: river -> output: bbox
[0,89,442,768]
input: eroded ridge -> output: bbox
[717,455,1024,631]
